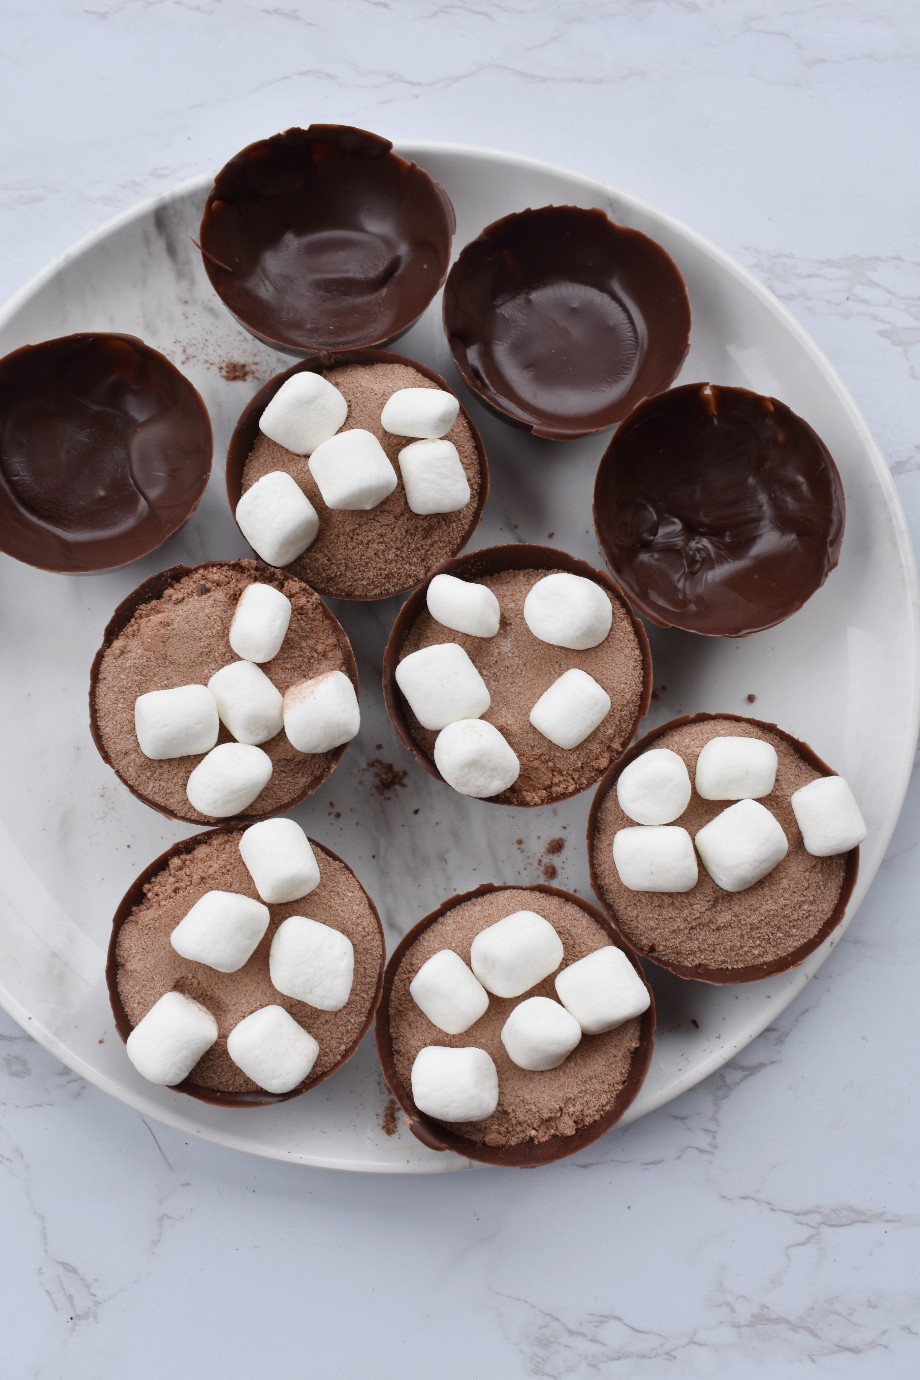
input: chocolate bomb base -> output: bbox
[108,829,385,1105]
[589,714,859,983]
[230,353,487,600]
[377,884,655,1167]
[90,560,357,826]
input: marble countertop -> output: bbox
[1,2,918,1375]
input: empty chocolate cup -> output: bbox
[376,882,656,1167]
[89,559,359,827]
[226,349,488,601]
[108,826,385,1107]
[443,205,691,441]
[0,333,212,573]
[199,124,456,355]
[383,544,653,807]
[588,712,860,984]
[593,383,845,637]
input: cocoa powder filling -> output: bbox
[592,717,848,971]
[116,831,384,1095]
[241,361,483,599]
[92,561,351,823]
[388,888,642,1148]
[397,568,647,805]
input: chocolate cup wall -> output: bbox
[0,333,212,574]
[382,543,653,806]
[199,124,456,356]
[593,383,845,638]
[225,348,489,601]
[443,205,691,441]
[375,882,656,1167]
[106,827,385,1107]
[587,712,860,985]
[88,559,359,827]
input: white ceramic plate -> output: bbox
[0,144,917,1173]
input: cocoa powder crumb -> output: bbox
[364,758,408,798]
[545,837,565,856]
[220,360,257,382]
[747,693,757,703]
[381,1098,399,1136]
[543,863,557,880]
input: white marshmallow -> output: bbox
[395,643,490,731]
[185,742,273,818]
[308,428,397,510]
[134,684,219,760]
[555,947,651,1035]
[695,736,778,801]
[381,387,459,440]
[170,890,270,973]
[616,748,692,825]
[125,991,217,1086]
[470,909,564,998]
[409,950,489,1035]
[397,439,471,515]
[282,670,360,754]
[269,916,354,1011]
[229,583,292,664]
[791,776,867,857]
[207,660,283,746]
[612,826,699,892]
[500,996,582,1071]
[239,817,321,904]
[529,668,611,750]
[433,719,520,798]
[695,799,788,892]
[226,1005,319,1094]
[523,572,613,650]
[258,372,348,455]
[235,471,319,567]
[410,1046,499,1122]
[426,573,500,638]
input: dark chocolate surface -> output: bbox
[594,383,845,637]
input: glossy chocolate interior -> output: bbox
[594,383,845,637]
[382,543,653,806]
[375,882,656,1167]
[199,124,456,354]
[587,712,860,984]
[443,205,690,440]
[0,334,212,573]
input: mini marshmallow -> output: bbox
[226,1005,319,1094]
[616,748,692,825]
[397,439,471,515]
[282,670,360,754]
[380,386,459,439]
[185,743,273,817]
[555,946,651,1035]
[258,371,348,455]
[523,572,613,650]
[470,909,564,998]
[207,660,283,746]
[395,643,490,731]
[612,826,698,892]
[235,471,319,567]
[501,996,582,1071]
[695,736,778,801]
[410,1046,499,1122]
[170,889,270,973]
[409,950,489,1035]
[529,668,611,750]
[695,798,788,892]
[134,684,218,760]
[308,428,397,510]
[426,573,500,638]
[229,583,292,664]
[239,817,320,904]
[269,916,354,1011]
[791,775,867,857]
[433,719,520,798]
[125,991,217,1086]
